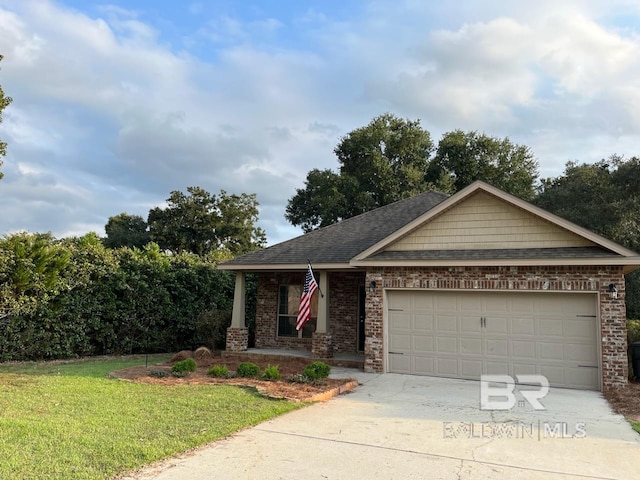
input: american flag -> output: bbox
[296,263,319,331]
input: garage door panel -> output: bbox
[389,333,412,351]
[511,318,535,335]
[461,316,481,333]
[461,359,482,378]
[437,336,458,353]
[511,340,536,359]
[413,356,434,375]
[387,291,599,390]
[539,342,565,361]
[413,335,434,353]
[485,339,508,357]
[388,354,411,374]
[414,314,434,331]
[435,358,459,376]
[436,315,458,333]
[461,337,482,355]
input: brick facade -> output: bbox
[226,327,249,352]
[253,271,365,354]
[365,266,628,390]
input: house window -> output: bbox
[277,285,317,338]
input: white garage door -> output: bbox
[387,291,600,390]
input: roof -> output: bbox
[219,181,640,272]
[220,190,449,268]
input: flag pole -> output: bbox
[307,258,324,298]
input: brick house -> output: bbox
[219,181,640,391]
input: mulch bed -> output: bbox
[110,350,358,402]
[604,380,640,422]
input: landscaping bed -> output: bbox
[604,381,640,426]
[110,350,359,402]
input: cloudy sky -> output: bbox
[1,0,639,245]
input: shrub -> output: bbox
[628,319,640,343]
[288,373,309,384]
[207,365,229,378]
[236,362,260,378]
[262,365,281,381]
[149,369,169,378]
[172,358,196,374]
[302,361,331,380]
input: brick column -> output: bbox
[312,332,333,359]
[364,270,384,372]
[226,327,249,352]
[600,272,628,391]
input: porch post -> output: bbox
[316,271,329,333]
[226,271,248,352]
[312,270,332,358]
[231,272,246,328]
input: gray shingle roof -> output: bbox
[222,190,450,266]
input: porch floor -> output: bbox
[221,348,364,369]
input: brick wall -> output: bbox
[254,271,365,353]
[364,265,628,390]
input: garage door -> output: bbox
[387,291,599,390]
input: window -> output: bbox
[277,285,317,338]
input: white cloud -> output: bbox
[1,0,640,244]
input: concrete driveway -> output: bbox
[126,369,640,480]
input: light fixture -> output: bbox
[608,283,618,299]
[368,280,377,294]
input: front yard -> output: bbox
[0,355,301,480]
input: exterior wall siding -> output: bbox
[364,265,628,391]
[387,192,595,251]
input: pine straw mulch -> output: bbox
[109,350,358,402]
[604,380,640,422]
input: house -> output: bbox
[219,181,640,391]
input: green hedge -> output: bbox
[0,233,241,361]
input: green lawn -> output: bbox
[631,420,640,434]
[0,355,301,480]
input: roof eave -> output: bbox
[217,262,355,271]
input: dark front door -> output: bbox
[358,286,366,351]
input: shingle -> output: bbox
[223,190,450,265]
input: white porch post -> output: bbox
[316,271,329,333]
[231,271,246,328]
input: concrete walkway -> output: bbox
[124,370,640,480]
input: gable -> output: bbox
[385,191,596,251]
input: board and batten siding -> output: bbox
[386,191,596,251]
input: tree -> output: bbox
[103,213,150,249]
[0,55,13,180]
[431,130,539,200]
[147,187,265,256]
[286,113,449,232]
[535,156,640,318]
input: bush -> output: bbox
[628,319,640,343]
[172,358,196,374]
[288,373,310,384]
[149,369,169,378]
[207,365,229,378]
[262,365,281,381]
[302,361,331,380]
[236,362,260,378]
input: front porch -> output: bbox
[221,348,365,370]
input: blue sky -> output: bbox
[1,0,640,245]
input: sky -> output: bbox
[1,0,640,246]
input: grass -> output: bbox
[630,420,640,434]
[0,355,301,480]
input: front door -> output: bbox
[358,286,366,351]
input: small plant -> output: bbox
[302,361,331,380]
[262,365,281,381]
[288,373,310,384]
[172,358,197,375]
[149,369,169,378]
[236,362,260,378]
[207,365,229,378]
[171,371,187,378]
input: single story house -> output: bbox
[219,181,640,391]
